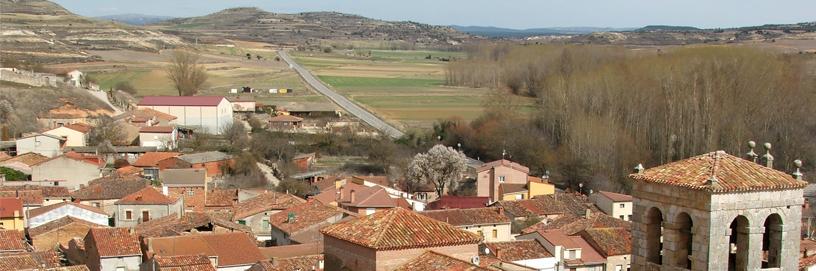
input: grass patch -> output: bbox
[318,75,443,90]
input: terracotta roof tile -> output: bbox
[484,240,553,261]
[0,229,27,252]
[205,188,238,208]
[0,152,49,166]
[420,207,510,227]
[71,175,148,201]
[115,186,178,205]
[394,251,488,271]
[495,197,566,218]
[249,255,324,271]
[86,228,141,257]
[131,108,178,121]
[313,182,395,208]
[0,197,23,218]
[149,232,265,267]
[232,192,305,220]
[138,96,226,107]
[351,175,390,187]
[139,126,175,133]
[522,213,631,236]
[630,151,807,192]
[426,196,489,210]
[0,251,61,270]
[133,152,181,167]
[320,207,482,250]
[476,159,530,174]
[63,123,92,133]
[535,230,605,265]
[0,190,43,206]
[579,227,631,257]
[595,191,632,202]
[268,200,344,237]
[135,212,251,238]
[257,243,323,259]
[27,216,105,237]
[153,255,216,271]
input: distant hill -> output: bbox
[153,7,470,46]
[452,25,636,38]
[0,0,186,63]
[636,25,701,32]
[95,13,174,25]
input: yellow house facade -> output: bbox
[0,198,25,230]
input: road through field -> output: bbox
[279,50,485,168]
[278,50,405,138]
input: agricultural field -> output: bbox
[291,49,534,130]
[50,44,334,109]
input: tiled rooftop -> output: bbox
[0,197,23,218]
[393,251,488,271]
[426,196,489,210]
[135,212,251,238]
[522,212,631,236]
[579,227,631,257]
[232,191,304,220]
[249,255,324,271]
[484,240,553,261]
[28,216,105,237]
[149,232,265,267]
[71,175,148,201]
[320,207,482,250]
[86,228,141,257]
[420,207,510,227]
[268,200,344,236]
[132,152,181,167]
[630,151,807,192]
[475,159,530,174]
[115,186,177,205]
[0,251,61,270]
[0,229,27,252]
[595,191,633,202]
[153,255,216,271]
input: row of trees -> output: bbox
[443,44,816,192]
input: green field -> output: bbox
[290,49,531,130]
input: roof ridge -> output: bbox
[371,208,400,248]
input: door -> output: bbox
[142,211,150,222]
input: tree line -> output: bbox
[443,43,816,192]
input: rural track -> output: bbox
[278,50,484,168]
[278,50,405,139]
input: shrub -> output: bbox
[114,81,137,95]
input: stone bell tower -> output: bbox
[630,148,806,270]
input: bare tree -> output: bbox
[87,116,126,146]
[166,50,208,96]
[406,144,468,197]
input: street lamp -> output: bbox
[578,182,584,194]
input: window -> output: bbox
[615,265,623,271]
[142,210,150,222]
[238,220,246,225]
[619,215,625,220]
[262,219,270,230]
[187,189,194,196]
[125,210,132,220]
[619,203,625,208]
[93,202,101,208]
[53,181,59,186]
[477,230,484,237]
[498,176,505,183]
[492,229,498,238]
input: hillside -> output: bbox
[568,22,816,46]
[152,7,470,47]
[452,25,634,38]
[95,13,175,25]
[0,0,186,63]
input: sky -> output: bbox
[52,0,816,29]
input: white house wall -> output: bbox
[28,205,109,228]
[44,127,86,147]
[100,255,141,271]
[16,136,61,157]
[138,100,233,134]
[31,157,100,190]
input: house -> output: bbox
[426,196,489,210]
[476,159,530,203]
[132,152,181,180]
[137,96,234,134]
[114,187,183,228]
[84,228,142,271]
[0,251,62,270]
[392,251,487,271]
[15,133,65,157]
[231,191,305,242]
[268,115,303,130]
[227,96,257,112]
[0,229,27,253]
[134,212,251,238]
[518,229,606,270]
[268,200,348,246]
[320,207,483,271]
[161,168,207,211]
[801,239,816,271]
[493,196,567,223]
[146,232,265,271]
[0,185,71,207]
[63,146,158,164]
[37,102,103,129]
[178,151,233,177]
[0,197,24,230]
[67,70,83,87]
[313,182,401,215]
[71,175,149,215]
[28,216,108,251]
[420,207,512,242]
[481,240,558,270]
[27,201,108,228]
[249,255,324,271]
[31,153,102,190]
[578,227,631,271]
[145,255,217,271]
[588,191,633,221]
[0,152,49,176]
[292,153,316,172]
[498,176,555,201]
[138,126,177,150]
[44,123,92,147]
[0,189,43,217]
[116,108,177,127]
[350,175,426,211]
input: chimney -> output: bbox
[793,159,804,180]
[161,186,169,196]
[634,164,644,174]
[585,208,592,219]
[761,142,774,168]
[745,141,759,163]
[338,187,344,201]
[496,207,504,216]
[349,190,356,203]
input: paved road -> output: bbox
[278,50,405,139]
[279,50,484,167]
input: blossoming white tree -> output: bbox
[406,144,467,197]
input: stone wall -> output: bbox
[0,68,61,87]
